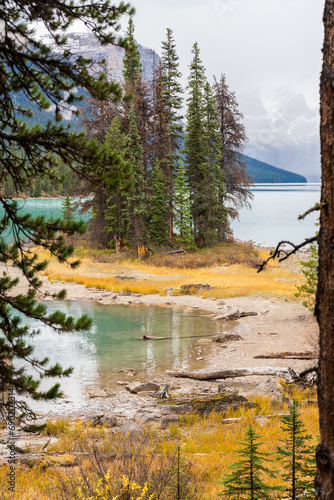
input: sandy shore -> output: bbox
[1,263,319,422]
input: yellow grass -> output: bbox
[0,391,319,500]
[37,245,305,300]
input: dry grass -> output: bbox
[0,389,319,500]
[36,242,305,300]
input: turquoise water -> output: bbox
[3,185,320,247]
[18,301,221,406]
[231,183,321,246]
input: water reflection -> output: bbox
[17,301,220,409]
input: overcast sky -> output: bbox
[123,0,323,110]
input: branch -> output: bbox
[298,202,326,220]
[257,236,318,273]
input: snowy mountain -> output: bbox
[239,87,321,182]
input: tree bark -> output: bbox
[315,2,334,498]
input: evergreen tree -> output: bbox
[218,425,282,499]
[184,42,207,245]
[122,17,143,84]
[122,17,151,177]
[149,161,169,245]
[213,74,253,226]
[151,58,169,167]
[174,161,194,248]
[277,400,316,500]
[295,221,319,311]
[104,116,132,254]
[124,104,147,255]
[0,0,133,407]
[202,81,227,245]
[61,196,75,223]
[161,28,184,241]
[34,177,42,197]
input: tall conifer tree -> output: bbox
[213,74,252,225]
[104,116,132,254]
[161,28,184,241]
[149,161,169,245]
[122,17,143,84]
[174,161,194,248]
[124,104,147,254]
[184,42,207,245]
[202,81,227,245]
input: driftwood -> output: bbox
[254,352,318,360]
[142,333,213,341]
[167,367,296,381]
[155,383,171,398]
[164,249,186,255]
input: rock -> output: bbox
[261,309,270,315]
[15,437,58,453]
[213,334,242,343]
[118,420,143,436]
[167,288,173,296]
[251,378,284,402]
[196,357,203,360]
[111,294,117,299]
[125,382,160,394]
[20,417,50,432]
[217,300,225,305]
[131,293,142,297]
[180,283,213,292]
[86,387,111,398]
[119,291,133,296]
[89,414,117,427]
[119,368,136,376]
[217,383,227,393]
[116,381,128,386]
[197,338,212,344]
[212,310,240,321]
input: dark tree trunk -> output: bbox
[315,2,334,498]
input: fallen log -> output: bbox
[254,352,318,360]
[164,249,186,255]
[142,333,214,340]
[166,367,295,381]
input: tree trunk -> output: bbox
[114,234,121,255]
[167,367,294,381]
[315,2,334,498]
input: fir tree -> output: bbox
[124,104,147,254]
[277,400,316,499]
[0,0,133,408]
[202,81,227,245]
[174,161,194,248]
[122,17,143,84]
[213,74,252,226]
[149,161,169,245]
[34,177,42,197]
[184,42,207,245]
[161,28,184,241]
[61,196,75,223]
[104,116,132,254]
[218,425,282,499]
[295,221,319,311]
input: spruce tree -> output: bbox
[122,17,143,85]
[213,74,252,226]
[277,400,316,499]
[0,0,133,408]
[174,161,194,248]
[295,221,319,311]
[149,161,169,246]
[202,81,227,245]
[218,425,282,499]
[184,42,207,245]
[161,28,184,241]
[124,104,147,255]
[61,196,75,223]
[104,116,132,254]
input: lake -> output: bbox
[231,183,321,246]
[18,301,222,409]
[5,184,321,247]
